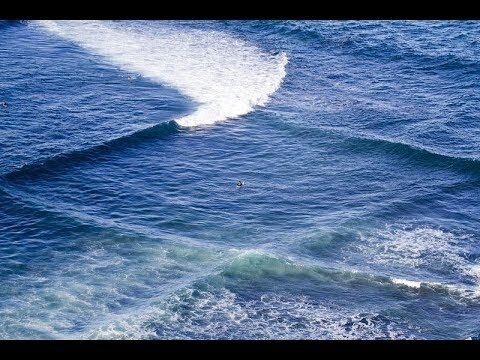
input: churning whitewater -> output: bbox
[35,20,288,127]
[1,20,480,339]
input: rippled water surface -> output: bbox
[1,20,479,339]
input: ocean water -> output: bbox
[1,20,480,339]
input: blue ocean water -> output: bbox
[1,20,480,339]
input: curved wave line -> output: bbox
[222,250,480,301]
[2,121,179,181]
[343,132,480,174]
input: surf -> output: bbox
[34,21,288,127]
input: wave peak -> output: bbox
[35,21,288,127]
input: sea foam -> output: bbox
[35,20,288,127]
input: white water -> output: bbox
[35,20,288,127]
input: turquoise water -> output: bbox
[0,20,479,339]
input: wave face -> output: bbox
[35,20,288,127]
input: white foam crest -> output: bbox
[391,278,423,289]
[34,20,288,127]
[391,276,480,301]
[470,264,480,280]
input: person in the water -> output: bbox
[1,101,7,108]
[237,180,244,187]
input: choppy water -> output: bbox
[1,20,479,339]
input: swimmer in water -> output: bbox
[236,180,244,187]
[1,101,7,108]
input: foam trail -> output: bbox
[34,21,288,127]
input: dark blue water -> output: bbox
[1,20,479,339]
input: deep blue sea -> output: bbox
[1,20,480,339]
